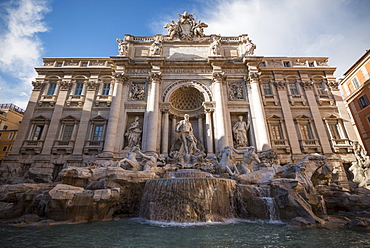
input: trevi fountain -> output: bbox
[1,12,370,247]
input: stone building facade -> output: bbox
[339,49,370,154]
[1,12,358,183]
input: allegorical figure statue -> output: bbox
[116,38,128,56]
[210,37,221,55]
[150,38,162,55]
[233,146,261,174]
[125,116,142,148]
[175,114,198,155]
[233,115,250,148]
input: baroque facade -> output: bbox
[1,12,358,183]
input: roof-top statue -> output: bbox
[164,11,208,40]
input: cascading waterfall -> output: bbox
[139,169,236,223]
[255,186,279,222]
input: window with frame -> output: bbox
[262,83,273,95]
[316,82,328,95]
[92,125,104,141]
[2,146,8,152]
[74,83,84,95]
[270,124,284,140]
[358,94,369,109]
[47,83,57,95]
[299,124,314,140]
[102,83,110,95]
[352,77,360,89]
[62,124,74,141]
[8,132,13,139]
[289,83,300,95]
[328,123,342,139]
[32,125,44,140]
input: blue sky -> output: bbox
[0,0,369,109]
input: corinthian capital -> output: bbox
[327,80,339,90]
[32,81,46,91]
[148,72,162,84]
[248,71,261,81]
[273,80,286,90]
[212,72,226,83]
[86,81,100,90]
[59,80,73,90]
[300,80,314,90]
[113,72,129,83]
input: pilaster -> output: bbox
[41,79,72,154]
[11,80,46,154]
[300,78,332,154]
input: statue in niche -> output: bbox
[228,84,243,100]
[125,116,142,148]
[150,37,162,55]
[116,38,128,56]
[233,146,261,174]
[211,37,221,55]
[233,115,250,148]
[216,146,239,176]
[130,83,145,100]
[175,114,199,155]
[169,114,205,168]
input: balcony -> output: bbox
[289,94,307,106]
[330,139,352,153]
[38,95,57,107]
[66,95,85,107]
[52,140,75,154]
[21,140,44,154]
[95,95,112,107]
[300,139,321,153]
[271,139,290,153]
[84,140,104,154]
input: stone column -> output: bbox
[204,107,214,155]
[73,80,99,154]
[42,80,72,154]
[301,80,332,154]
[103,73,127,155]
[161,108,170,155]
[273,80,301,154]
[197,114,204,145]
[142,72,161,153]
[11,81,46,154]
[247,68,270,151]
[212,72,229,151]
[171,115,177,146]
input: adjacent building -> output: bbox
[1,12,359,184]
[0,104,24,160]
[339,50,370,155]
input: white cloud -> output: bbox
[155,0,370,77]
[0,0,50,109]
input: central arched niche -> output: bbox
[170,86,205,110]
[163,80,213,117]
